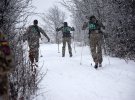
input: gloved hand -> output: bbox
[82,22,87,30]
[56,28,59,32]
[72,27,75,31]
[40,38,43,40]
[103,26,105,30]
[23,38,26,42]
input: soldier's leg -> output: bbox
[67,37,72,57]
[62,38,66,57]
[35,47,39,62]
[29,48,34,64]
[90,34,98,64]
[97,34,103,65]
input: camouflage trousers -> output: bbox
[62,37,72,57]
[89,32,103,64]
[29,46,39,63]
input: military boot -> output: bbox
[70,52,72,57]
[94,63,98,69]
[99,64,102,67]
[62,54,65,57]
[62,47,65,57]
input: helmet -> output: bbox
[33,19,38,25]
[90,15,96,20]
[64,22,68,27]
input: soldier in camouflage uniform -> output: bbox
[0,30,13,100]
[23,20,50,63]
[82,16,105,69]
[56,22,75,57]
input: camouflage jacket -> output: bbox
[82,20,105,34]
[23,25,49,48]
[56,26,75,38]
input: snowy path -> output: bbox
[35,44,135,100]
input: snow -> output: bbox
[33,43,135,100]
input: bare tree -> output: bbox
[42,5,66,43]
[61,0,135,60]
[0,0,45,99]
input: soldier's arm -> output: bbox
[99,21,105,29]
[101,23,105,29]
[98,21,106,36]
[39,27,50,42]
[56,26,63,32]
[69,26,75,31]
[82,22,88,30]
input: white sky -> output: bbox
[28,0,72,26]
[33,0,58,13]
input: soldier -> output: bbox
[56,22,75,57]
[0,30,13,100]
[82,16,105,69]
[23,20,50,64]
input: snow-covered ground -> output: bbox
[33,43,135,100]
